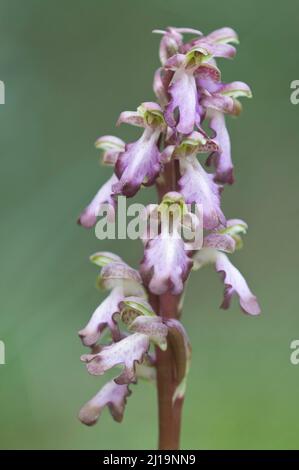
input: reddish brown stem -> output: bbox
[156,294,184,450]
[154,160,184,450]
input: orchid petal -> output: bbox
[78,287,122,346]
[195,63,222,93]
[193,248,260,315]
[95,135,125,166]
[114,127,162,197]
[140,233,192,295]
[174,27,203,36]
[116,111,145,128]
[165,69,199,134]
[216,252,261,315]
[220,219,248,250]
[78,174,117,228]
[207,111,234,184]
[189,41,236,60]
[205,27,239,45]
[98,261,145,297]
[81,332,150,384]
[179,156,226,230]
[219,81,252,98]
[153,29,182,65]
[202,93,241,115]
[164,53,186,70]
[78,381,131,425]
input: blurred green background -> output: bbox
[0,0,298,450]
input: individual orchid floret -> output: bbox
[113,102,166,197]
[78,253,146,346]
[95,135,125,166]
[153,27,203,65]
[82,298,168,384]
[78,287,122,346]
[140,192,193,295]
[193,221,260,315]
[183,27,239,58]
[78,174,117,228]
[78,380,131,426]
[202,81,252,116]
[162,38,238,135]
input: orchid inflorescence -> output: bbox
[77,26,260,448]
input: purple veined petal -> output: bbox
[78,380,131,425]
[165,69,199,134]
[203,233,236,253]
[215,252,261,315]
[78,287,123,346]
[205,27,239,45]
[140,232,193,295]
[211,43,236,59]
[219,81,252,98]
[207,110,234,184]
[98,261,145,297]
[179,156,226,230]
[129,316,168,351]
[78,174,117,228]
[81,332,150,384]
[113,127,162,197]
[116,111,145,128]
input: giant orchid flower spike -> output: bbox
[77,26,260,450]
